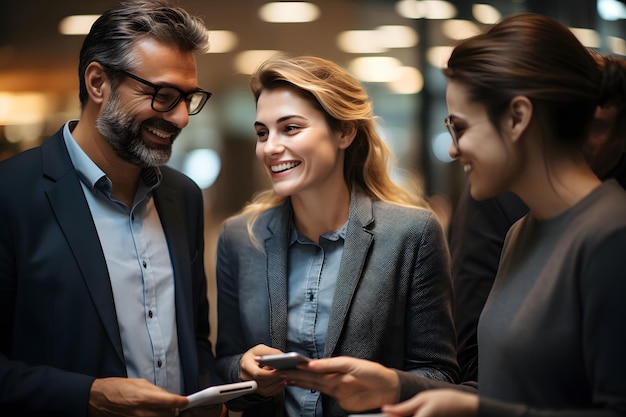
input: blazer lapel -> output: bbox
[153,182,192,324]
[324,191,374,356]
[264,202,291,350]
[153,180,200,390]
[42,132,124,363]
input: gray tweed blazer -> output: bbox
[215,190,459,417]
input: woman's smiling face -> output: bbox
[254,86,348,198]
[446,80,515,201]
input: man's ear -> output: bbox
[505,95,533,143]
[338,121,357,149]
[84,62,109,105]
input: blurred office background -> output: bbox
[1,0,624,341]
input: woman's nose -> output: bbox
[448,142,460,160]
[263,132,284,155]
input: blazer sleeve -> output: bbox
[0,150,97,417]
[403,212,459,383]
[214,219,247,383]
[213,217,274,412]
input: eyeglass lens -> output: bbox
[152,87,209,115]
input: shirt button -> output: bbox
[157,359,162,367]
[142,260,147,268]
[148,310,153,318]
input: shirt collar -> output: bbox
[289,215,349,246]
[63,120,105,192]
[63,120,162,195]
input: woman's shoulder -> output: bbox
[514,181,626,249]
[368,199,442,234]
[575,181,626,229]
[222,204,287,234]
[371,199,436,220]
[221,211,249,230]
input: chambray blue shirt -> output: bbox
[63,121,183,394]
[284,219,347,417]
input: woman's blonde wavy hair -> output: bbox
[242,55,426,241]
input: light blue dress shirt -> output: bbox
[62,121,182,394]
[284,220,347,417]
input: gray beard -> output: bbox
[96,92,173,167]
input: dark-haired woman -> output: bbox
[282,13,626,417]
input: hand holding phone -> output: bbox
[257,352,311,370]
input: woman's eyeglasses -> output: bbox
[444,116,459,149]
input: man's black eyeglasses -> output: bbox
[105,65,211,115]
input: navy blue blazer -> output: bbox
[215,191,459,417]
[0,128,217,416]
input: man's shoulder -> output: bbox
[0,146,43,188]
[159,165,201,192]
[0,127,65,178]
[0,145,41,167]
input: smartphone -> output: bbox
[347,414,387,417]
[257,352,311,370]
[182,380,258,410]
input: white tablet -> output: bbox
[182,380,258,410]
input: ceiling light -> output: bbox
[569,27,601,48]
[395,0,457,20]
[234,50,282,74]
[0,92,49,126]
[207,30,238,53]
[58,15,100,35]
[182,148,221,189]
[472,4,501,24]
[388,66,423,94]
[349,56,402,82]
[396,0,426,19]
[598,0,626,20]
[441,20,482,40]
[432,131,454,162]
[337,26,417,54]
[608,36,626,55]
[426,46,454,68]
[259,2,321,23]
[337,31,387,53]
[376,25,418,48]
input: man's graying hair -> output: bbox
[78,0,209,108]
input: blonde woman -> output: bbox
[214,55,459,417]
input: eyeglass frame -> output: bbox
[444,116,459,150]
[102,64,212,115]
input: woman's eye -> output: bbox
[284,125,299,133]
[255,130,268,141]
